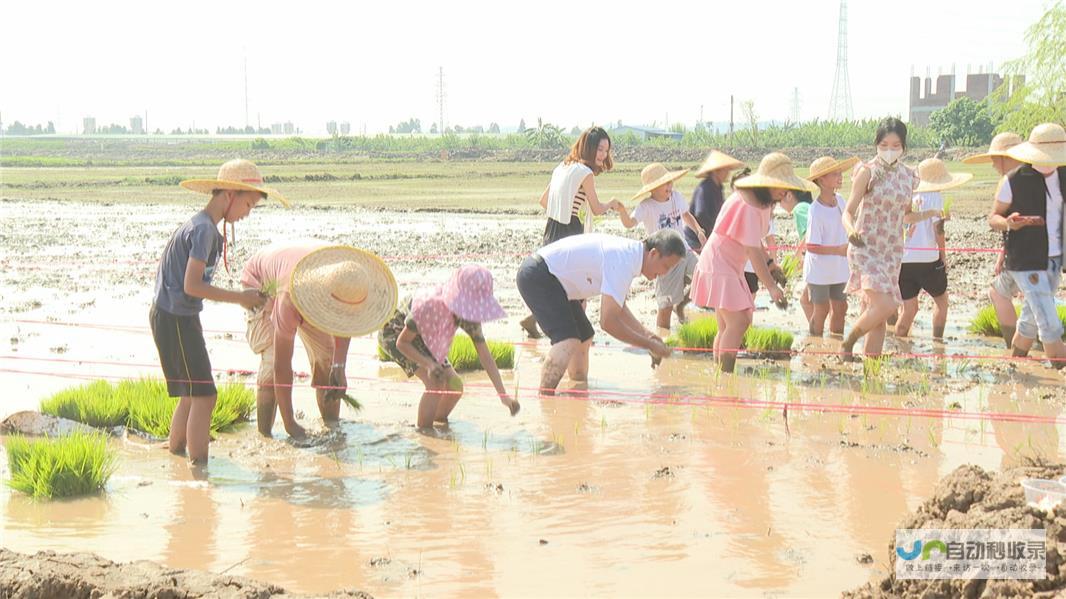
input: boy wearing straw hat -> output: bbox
[803,156,859,336]
[894,158,972,340]
[616,163,699,328]
[989,123,1066,365]
[963,132,1024,347]
[241,242,398,439]
[151,159,288,463]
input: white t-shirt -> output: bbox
[902,192,944,263]
[538,233,644,306]
[744,218,777,273]
[996,172,1063,258]
[632,190,691,249]
[803,194,850,285]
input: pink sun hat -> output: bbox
[442,264,507,323]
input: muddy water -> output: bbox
[2,199,1066,596]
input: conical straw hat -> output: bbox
[289,246,398,337]
[806,156,860,181]
[1006,123,1066,167]
[695,150,745,179]
[961,132,1023,164]
[915,158,973,193]
[181,159,291,207]
[631,163,689,201]
[734,153,817,192]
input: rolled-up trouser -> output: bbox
[1009,256,1063,343]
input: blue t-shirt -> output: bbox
[153,211,222,315]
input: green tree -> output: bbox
[929,97,998,145]
[525,117,565,149]
[989,1,1066,134]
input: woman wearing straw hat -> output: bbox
[687,151,746,253]
[241,243,398,439]
[379,265,519,430]
[616,163,699,328]
[803,156,859,336]
[689,153,807,373]
[841,118,941,360]
[894,158,972,340]
[963,132,1024,347]
[519,127,623,339]
[988,123,1066,365]
[151,159,288,463]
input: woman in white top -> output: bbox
[520,127,623,338]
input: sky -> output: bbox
[0,0,1053,135]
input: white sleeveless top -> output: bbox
[546,162,593,225]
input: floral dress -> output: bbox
[378,297,484,377]
[846,159,919,303]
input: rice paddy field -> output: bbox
[2,138,1066,597]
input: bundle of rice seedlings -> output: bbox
[779,254,802,281]
[667,317,717,351]
[121,379,176,438]
[211,383,256,432]
[6,431,116,499]
[968,304,1025,337]
[448,334,514,372]
[40,380,127,428]
[260,278,280,298]
[744,327,794,356]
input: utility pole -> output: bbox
[436,67,446,134]
[243,54,250,129]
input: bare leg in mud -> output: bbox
[841,290,896,360]
[316,388,340,423]
[414,367,450,429]
[566,339,593,381]
[186,395,217,464]
[256,387,277,436]
[717,308,751,374]
[168,397,192,455]
[540,338,581,394]
[431,366,462,423]
[931,293,948,340]
[989,287,1017,348]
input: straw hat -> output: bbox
[734,153,817,192]
[695,150,745,179]
[631,163,689,201]
[961,132,1023,164]
[289,246,398,338]
[1007,123,1066,167]
[806,156,860,181]
[441,265,506,323]
[915,158,973,193]
[180,159,291,207]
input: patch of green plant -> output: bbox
[968,304,1066,340]
[40,380,127,428]
[667,317,793,356]
[449,334,514,372]
[744,327,795,354]
[779,254,801,281]
[5,432,116,499]
[210,383,256,433]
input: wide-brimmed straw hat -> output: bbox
[631,163,689,201]
[695,150,745,179]
[735,153,817,192]
[961,132,1023,164]
[806,156,860,181]
[440,264,506,323]
[1007,123,1066,167]
[915,158,973,193]
[181,159,291,207]
[289,246,398,338]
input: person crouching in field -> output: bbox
[615,163,699,329]
[379,265,519,430]
[516,231,680,392]
[689,153,806,373]
[802,156,858,336]
[151,159,286,464]
[894,158,971,340]
[962,132,1024,348]
[242,243,398,439]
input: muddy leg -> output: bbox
[829,299,847,336]
[799,285,814,323]
[433,366,463,422]
[256,386,277,436]
[186,395,217,465]
[656,306,672,330]
[674,294,690,324]
[316,388,340,423]
[1001,325,1016,349]
[414,369,443,429]
[810,302,830,336]
[864,322,887,357]
[989,286,1017,348]
[541,339,579,395]
[931,293,948,340]
[1044,340,1066,370]
[718,309,751,374]
[168,397,191,455]
[895,298,918,338]
[566,339,593,382]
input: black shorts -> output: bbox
[542,216,583,247]
[898,259,948,301]
[149,304,217,397]
[745,272,759,294]
[516,255,595,345]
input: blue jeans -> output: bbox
[1009,256,1064,342]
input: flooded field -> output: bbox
[2,198,1066,597]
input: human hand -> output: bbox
[769,265,787,288]
[769,284,786,305]
[500,394,520,416]
[238,289,267,310]
[848,231,866,248]
[648,335,672,360]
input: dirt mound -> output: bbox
[845,464,1066,598]
[0,548,372,598]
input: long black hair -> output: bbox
[875,117,908,150]
[729,167,775,207]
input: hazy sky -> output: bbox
[0,0,1052,135]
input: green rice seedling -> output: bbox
[448,334,515,372]
[117,379,176,438]
[968,304,1027,337]
[40,380,127,428]
[668,317,717,350]
[210,383,256,432]
[744,327,794,356]
[669,319,792,357]
[6,432,116,499]
[779,254,802,281]
[260,278,280,298]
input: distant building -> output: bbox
[270,122,284,135]
[908,71,1023,126]
[326,121,338,136]
[609,125,683,141]
[340,122,351,135]
[82,117,96,135]
[130,115,144,135]
[283,122,294,135]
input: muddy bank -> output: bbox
[845,463,1066,598]
[0,548,372,598]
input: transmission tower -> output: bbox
[435,67,446,134]
[828,0,854,121]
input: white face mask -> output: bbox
[877,148,902,165]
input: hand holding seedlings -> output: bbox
[326,364,346,401]
[769,264,788,288]
[238,289,267,310]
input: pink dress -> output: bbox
[690,192,770,311]
[846,159,919,303]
